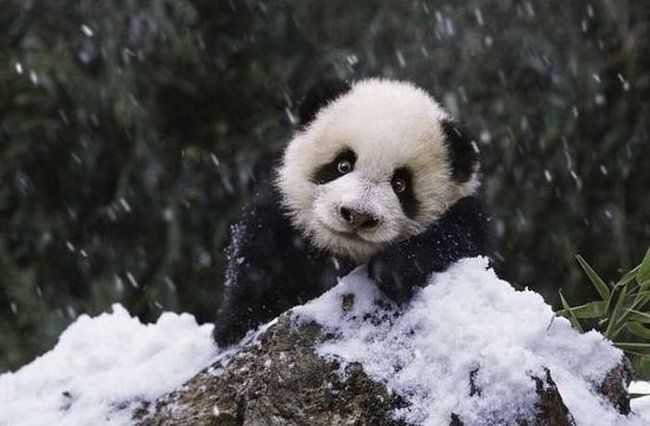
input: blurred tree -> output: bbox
[0,0,648,371]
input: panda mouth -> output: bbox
[320,222,375,244]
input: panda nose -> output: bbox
[339,206,380,230]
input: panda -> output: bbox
[213,78,490,346]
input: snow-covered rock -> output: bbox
[0,305,218,425]
[1,257,646,425]
[293,257,635,424]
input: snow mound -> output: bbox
[0,304,218,426]
[293,257,640,425]
[2,258,647,425]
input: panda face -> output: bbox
[277,79,479,262]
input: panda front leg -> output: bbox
[213,233,321,346]
[368,196,489,302]
[213,187,334,347]
[367,235,438,302]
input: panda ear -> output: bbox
[441,119,479,183]
[298,79,351,128]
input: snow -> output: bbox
[293,257,645,425]
[631,381,650,420]
[0,305,218,426]
[1,258,648,425]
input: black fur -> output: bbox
[298,79,352,128]
[441,119,478,183]
[392,167,418,219]
[212,185,357,346]
[367,196,490,301]
[312,148,357,185]
[213,184,489,346]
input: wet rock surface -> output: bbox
[137,315,407,426]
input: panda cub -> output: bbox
[213,78,489,346]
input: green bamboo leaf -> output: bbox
[559,290,583,333]
[605,283,627,339]
[626,322,650,339]
[636,356,650,380]
[614,342,650,355]
[630,393,650,399]
[555,300,606,319]
[637,278,650,290]
[638,247,650,285]
[632,291,650,315]
[604,283,625,316]
[614,295,650,333]
[576,254,610,300]
[616,266,639,284]
[622,350,650,357]
[636,289,650,299]
[628,310,650,324]
[617,266,639,286]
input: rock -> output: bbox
[136,313,585,426]
[136,263,635,425]
[137,316,407,426]
[452,367,573,426]
[528,369,574,425]
[594,356,634,415]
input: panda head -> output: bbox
[276,78,480,262]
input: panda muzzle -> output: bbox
[339,206,380,230]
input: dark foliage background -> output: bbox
[0,0,648,371]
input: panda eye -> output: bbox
[392,177,407,193]
[337,159,352,174]
[391,167,417,218]
[312,148,356,185]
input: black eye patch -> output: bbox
[311,149,357,185]
[392,167,418,219]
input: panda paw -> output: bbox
[367,256,420,302]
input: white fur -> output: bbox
[276,78,479,261]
